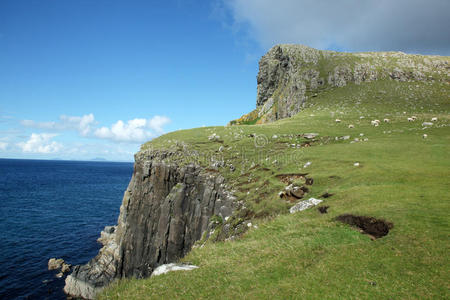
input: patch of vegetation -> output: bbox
[102,79,450,299]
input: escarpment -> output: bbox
[64,149,235,299]
[231,44,449,124]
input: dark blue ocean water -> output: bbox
[0,159,134,299]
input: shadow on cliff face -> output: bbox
[335,214,393,239]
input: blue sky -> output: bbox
[1,0,448,161]
[0,0,263,161]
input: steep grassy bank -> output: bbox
[100,79,449,299]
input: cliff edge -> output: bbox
[64,149,235,299]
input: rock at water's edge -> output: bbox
[48,258,64,271]
[64,149,235,299]
[64,272,101,300]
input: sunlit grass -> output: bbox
[100,80,449,299]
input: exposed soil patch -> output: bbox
[301,142,311,148]
[320,192,334,198]
[279,185,309,203]
[281,194,299,203]
[300,186,309,193]
[335,214,393,239]
[318,206,329,214]
[276,173,308,184]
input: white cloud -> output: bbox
[18,133,62,154]
[21,113,95,136]
[60,114,95,136]
[94,116,171,143]
[20,114,170,144]
[148,115,171,133]
[0,142,7,151]
[222,0,450,55]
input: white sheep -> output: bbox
[383,119,390,123]
[407,117,414,122]
[348,124,354,128]
[411,116,417,121]
[371,120,380,126]
[423,134,428,139]
[374,119,381,123]
[335,119,341,123]
[431,117,438,122]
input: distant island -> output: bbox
[90,157,107,161]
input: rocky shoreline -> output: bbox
[63,149,235,299]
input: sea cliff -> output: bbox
[64,149,235,299]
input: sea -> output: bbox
[0,158,134,299]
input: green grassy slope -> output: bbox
[100,80,449,299]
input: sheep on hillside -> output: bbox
[431,117,438,122]
[383,119,390,123]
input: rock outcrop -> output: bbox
[64,149,235,299]
[231,44,449,124]
[48,258,64,271]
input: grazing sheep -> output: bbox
[374,119,381,123]
[411,116,417,121]
[371,120,380,126]
[374,122,379,127]
[407,117,414,122]
[383,119,390,123]
[423,134,428,139]
[335,119,341,123]
[431,117,438,122]
[348,124,354,128]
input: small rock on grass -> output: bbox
[290,198,323,213]
[151,263,198,277]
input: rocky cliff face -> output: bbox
[64,149,235,299]
[231,44,449,124]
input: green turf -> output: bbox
[100,80,450,299]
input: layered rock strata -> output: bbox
[64,149,235,299]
